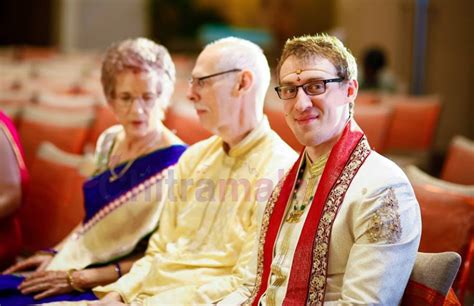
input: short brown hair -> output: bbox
[101,37,176,107]
[276,34,357,82]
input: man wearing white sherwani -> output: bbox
[233,34,422,306]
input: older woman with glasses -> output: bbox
[0,38,186,304]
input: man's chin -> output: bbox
[294,133,322,148]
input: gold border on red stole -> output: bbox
[307,137,371,305]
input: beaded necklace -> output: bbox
[286,152,329,223]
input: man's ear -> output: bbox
[234,70,253,95]
[347,79,358,101]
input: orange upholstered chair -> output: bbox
[354,104,393,152]
[163,108,212,145]
[0,91,32,125]
[264,106,303,152]
[405,165,474,303]
[441,136,474,185]
[384,95,441,152]
[36,91,97,110]
[356,91,381,105]
[17,105,94,167]
[86,105,119,150]
[19,142,87,251]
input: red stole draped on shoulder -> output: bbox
[249,120,371,305]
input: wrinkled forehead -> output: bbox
[118,68,161,81]
[114,69,161,90]
[279,55,338,84]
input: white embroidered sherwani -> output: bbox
[239,120,421,306]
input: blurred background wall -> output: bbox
[335,0,474,153]
[0,0,473,155]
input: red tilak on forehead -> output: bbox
[280,68,305,82]
[296,69,303,81]
[281,68,333,81]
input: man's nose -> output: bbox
[186,85,198,103]
[294,88,312,112]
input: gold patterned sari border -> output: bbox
[78,164,175,235]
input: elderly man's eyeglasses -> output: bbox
[274,78,344,100]
[115,92,159,110]
[189,69,242,88]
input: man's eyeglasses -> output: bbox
[189,69,242,88]
[115,92,160,110]
[274,78,344,100]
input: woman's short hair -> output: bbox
[101,37,176,108]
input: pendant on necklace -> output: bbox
[286,209,305,223]
[109,174,120,182]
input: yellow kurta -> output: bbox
[94,117,297,305]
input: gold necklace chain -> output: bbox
[109,157,137,182]
[108,131,162,182]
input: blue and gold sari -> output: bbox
[0,126,186,305]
